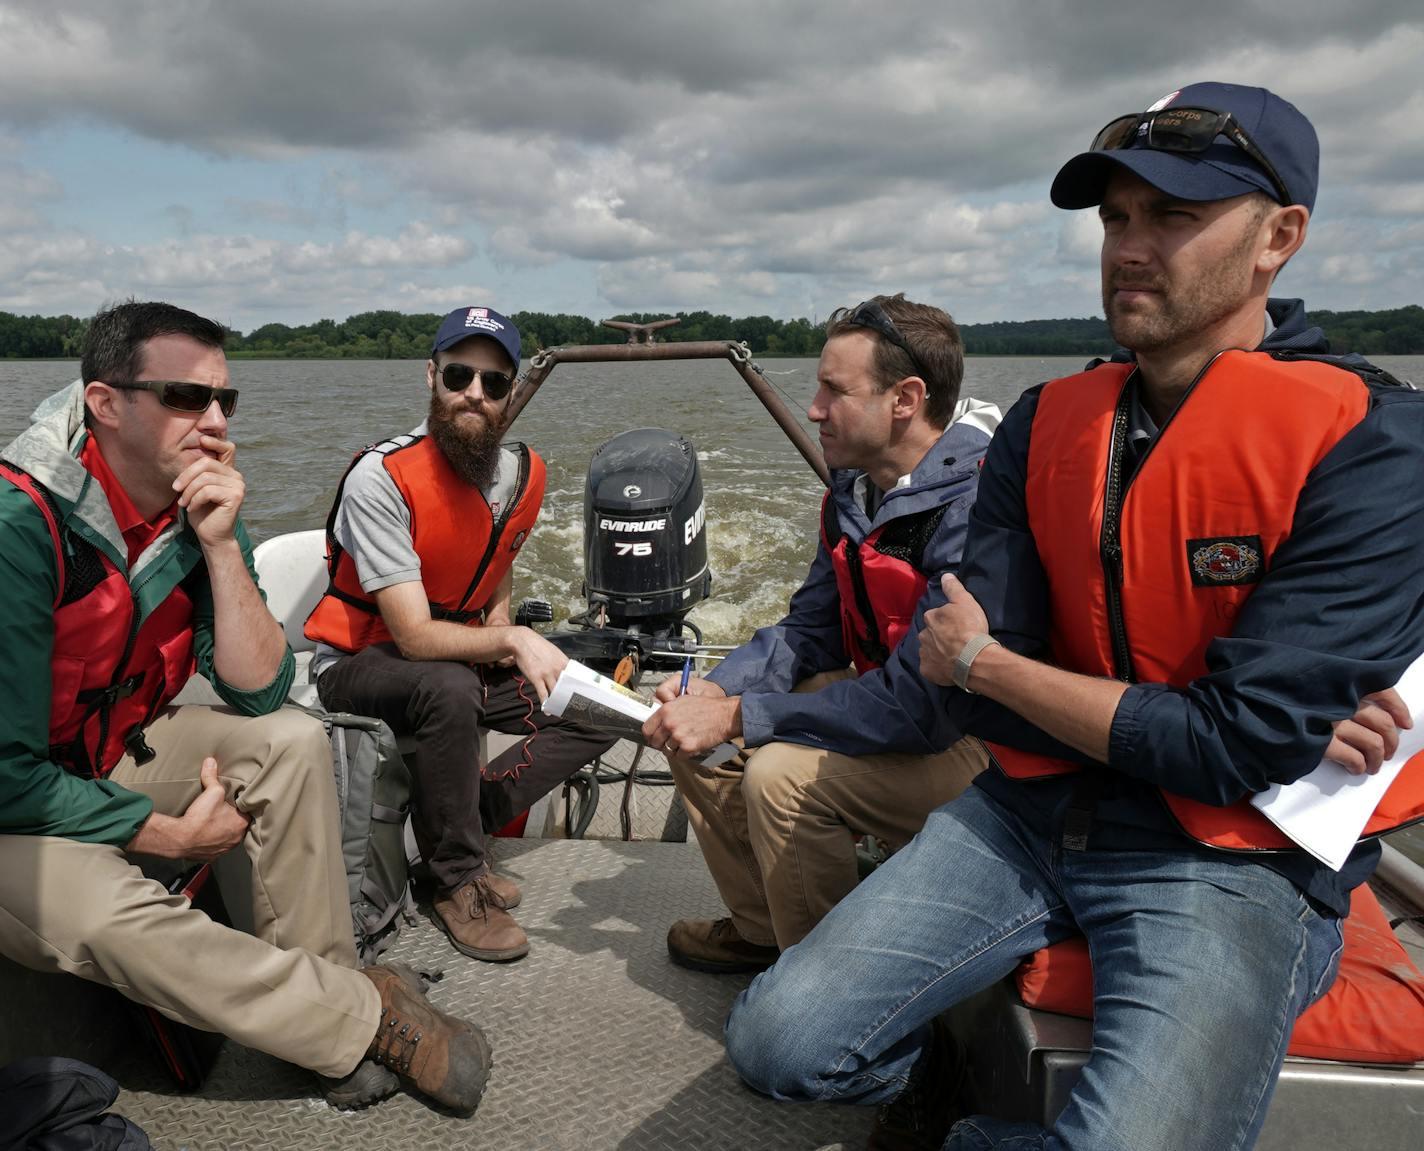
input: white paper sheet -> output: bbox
[543,660,653,739]
[543,659,740,766]
[1250,652,1424,870]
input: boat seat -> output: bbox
[1013,881,1424,1064]
[252,529,328,710]
[944,865,1424,1151]
[168,529,330,712]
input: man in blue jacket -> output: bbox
[643,294,997,970]
[723,83,1424,1150]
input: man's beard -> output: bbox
[428,394,503,489]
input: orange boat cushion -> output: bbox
[1014,885,1424,1064]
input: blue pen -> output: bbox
[678,655,693,697]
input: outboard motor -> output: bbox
[542,428,711,677]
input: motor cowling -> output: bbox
[583,428,710,626]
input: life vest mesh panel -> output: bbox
[60,539,108,607]
[871,504,949,565]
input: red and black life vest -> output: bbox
[820,493,947,674]
[0,463,196,778]
[304,434,546,654]
[986,352,1424,851]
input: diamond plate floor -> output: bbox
[106,838,872,1150]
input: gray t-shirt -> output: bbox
[310,421,521,678]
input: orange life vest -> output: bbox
[986,353,1424,851]
[304,435,545,654]
[820,493,941,674]
[1,462,196,777]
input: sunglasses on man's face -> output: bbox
[438,363,516,401]
[112,380,239,417]
[1090,106,1293,206]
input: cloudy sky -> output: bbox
[1,1,1421,332]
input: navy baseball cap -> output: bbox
[1051,82,1319,212]
[430,306,521,367]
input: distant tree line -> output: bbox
[3,304,1422,359]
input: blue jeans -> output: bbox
[724,785,1344,1151]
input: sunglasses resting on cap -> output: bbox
[1089,106,1292,206]
[110,380,238,417]
[1049,82,1319,212]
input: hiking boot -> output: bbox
[360,962,493,1115]
[866,1015,968,1150]
[667,917,780,974]
[319,1058,400,1110]
[480,870,522,910]
[434,877,530,962]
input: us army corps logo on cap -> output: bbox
[464,307,503,334]
[1188,535,1264,587]
[1147,89,1181,113]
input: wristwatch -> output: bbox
[952,633,1001,693]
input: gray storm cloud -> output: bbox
[0,1,1420,324]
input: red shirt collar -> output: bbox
[79,436,179,565]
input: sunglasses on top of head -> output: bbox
[437,363,516,401]
[844,299,930,381]
[1090,106,1293,207]
[111,380,239,417]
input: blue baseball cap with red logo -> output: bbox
[1051,82,1319,212]
[430,306,521,368]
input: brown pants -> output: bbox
[669,670,987,949]
[0,705,379,1078]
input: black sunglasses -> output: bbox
[111,380,238,417]
[844,300,929,381]
[438,363,516,401]
[1091,106,1292,206]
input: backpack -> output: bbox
[320,711,417,963]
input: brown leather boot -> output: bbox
[667,917,780,974]
[434,876,530,961]
[481,870,522,910]
[360,962,493,1115]
[865,1015,969,1150]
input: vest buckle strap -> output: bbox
[1062,807,1093,852]
[1061,775,1105,853]
[76,673,146,708]
[122,725,157,767]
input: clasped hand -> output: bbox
[642,675,737,758]
[919,573,989,686]
[126,757,250,861]
[174,436,244,547]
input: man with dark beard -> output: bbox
[306,306,616,962]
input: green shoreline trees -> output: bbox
[2,305,1421,359]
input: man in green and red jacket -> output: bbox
[0,301,489,1116]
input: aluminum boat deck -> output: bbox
[97,836,872,1150]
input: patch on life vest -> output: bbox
[510,529,528,552]
[1187,535,1264,587]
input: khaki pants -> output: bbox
[669,670,987,949]
[0,705,379,1078]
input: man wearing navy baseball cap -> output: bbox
[724,83,1424,1150]
[307,306,615,963]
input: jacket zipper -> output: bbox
[1098,357,1220,682]
[92,546,170,775]
[456,445,531,613]
[842,536,888,664]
